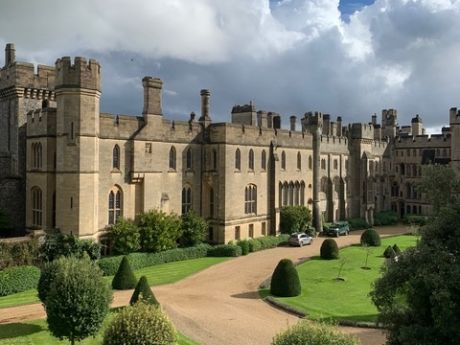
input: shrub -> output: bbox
[374,211,399,226]
[112,256,137,290]
[207,244,242,257]
[272,321,358,345]
[45,255,112,345]
[38,260,61,303]
[98,244,211,276]
[39,233,101,262]
[320,239,339,260]
[270,259,301,297]
[248,239,262,252]
[109,218,140,255]
[178,210,208,247]
[360,229,381,247]
[237,240,250,255]
[0,265,40,296]
[347,218,369,230]
[0,239,40,269]
[392,244,402,255]
[137,210,182,253]
[130,276,159,306]
[403,215,428,226]
[279,206,312,234]
[383,245,396,259]
[103,303,176,345]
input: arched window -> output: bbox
[261,150,267,171]
[32,143,42,169]
[244,184,257,214]
[282,182,288,206]
[308,155,312,170]
[31,187,43,226]
[288,182,294,205]
[212,149,217,170]
[209,187,214,217]
[248,149,254,171]
[297,152,301,170]
[108,187,122,225]
[182,186,192,214]
[281,151,286,170]
[278,182,283,207]
[186,148,193,169]
[334,159,338,170]
[169,146,176,170]
[294,181,300,205]
[113,145,120,170]
[235,148,241,170]
[300,182,305,205]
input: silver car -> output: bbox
[288,233,313,247]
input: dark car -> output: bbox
[288,233,314,247]
[324,221,350,237]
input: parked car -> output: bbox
[288,233,314,247]
[324,221,350,237]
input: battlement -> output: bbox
[26,108,57,137]
[396,133,451,145]
[350,123,374,140]
[0,62,55,91]
[55,56,100,91]
[231,103,256,113]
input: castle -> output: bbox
[1,44,459,243]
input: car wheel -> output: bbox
[299,242,303,247]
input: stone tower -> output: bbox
[54,57,101,237]
[0,44,55,231]
[411,114,424,135]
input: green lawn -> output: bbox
[266,235,417,323]
[0,257,228,310]
[0,315,199,345]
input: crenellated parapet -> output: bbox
[55,57,100,91]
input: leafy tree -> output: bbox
[103,303,176,345]
[44,255,112,345]
[270,259,301,297]
[417,165,460,214]
[130,276,159,306]
[136,209,182,253]
[178,210,208,247]
[279,206,312,235]
[39,232,101,262]
[112,256,137,290]
[371,204,460,345]
[109,218,140,255]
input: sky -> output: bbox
[1,0,459,132]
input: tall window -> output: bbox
[261,150,267,171]
[308,155,312,170]
[300,182,305,205]
[182,186,192,214]
[281,151,286,170]
[297,152,301,170]
[248,149,254,171]
[235,226,241,240]
[212,149,217,170]
[31,187,43,226]
[235,148,241,170]
[186,148,192,169]
[32,143,42,169]
[248,224,254,238]
[245,184,257,214]
[113,145,120,170]
[209,187,214,218]
[169,146,176,170]
[108,187,122,225]
[334,159,338,170]
[321,159,326,170]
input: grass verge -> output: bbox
[263,235,417,323]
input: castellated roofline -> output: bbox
[55,56,101,91]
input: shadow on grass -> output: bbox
[231,291,261,299]
[318,313,379,324]
[0,322,44,339]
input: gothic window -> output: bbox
[235,148,241,170]
[308,155,312,170]
[281,151,286,170]
[261,150,267,171]
[294,181,300,205]
[249,149,254,171]
[297,152,301,170]
[186,148,193,169]
[334,159,338,170]
[182,186,192,214]
[288,182,294,205]
[209,187,214,218]
[108,187,122,225]
[169,146,176,170]
[32,143,42,169]
[282,182,288,206]
[113,145,120,170]
[300,182,305,205]
[245,184,257,214]
[31,187,43,226]
[212,149,217,170]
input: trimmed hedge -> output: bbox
[270,259,301,297]
[237,240,250,255]
[130,276,159,306]
[360,229,381,247]
[207,244,242,257]
[248,239,262,252]
[0,265,40,296]
[98,244,211,276]
[392,244,402,255]
[347,218,369,230]
[403,215,428,226]
[374,211,399,226]
[112,256,137,290]
[383,245,396,259]
[320,239,339,260]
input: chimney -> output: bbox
[199,89,211,121]
[290,115,297,131]
[336,116,342,136]
[142,77,163,116]
[5,43,15,67]
[371,113,377,126]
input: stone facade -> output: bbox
[1,44,459,242]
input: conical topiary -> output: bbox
[392,244,401,255]
[270,259,301,297]
[130,276,159,306]
[320,239,339,260]
[112,256,137,290]
[383,245,396,259]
